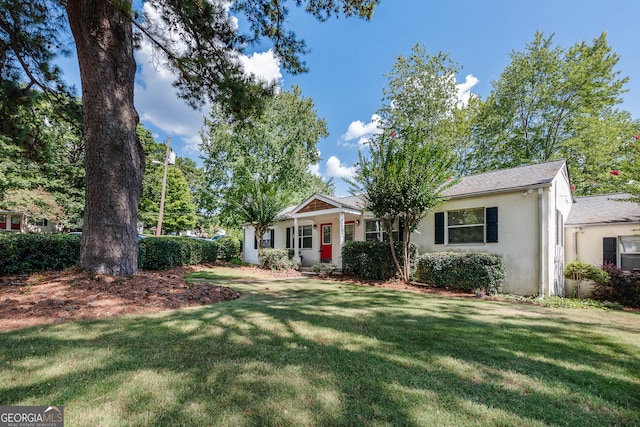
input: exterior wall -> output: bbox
[565,222,640,267]
[414,191,541,296]
[547,168,574,296]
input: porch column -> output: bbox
[293,217,299,264]
[338,211,345,269]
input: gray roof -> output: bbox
[278,160,568,218]
[566,194,640,225]
[444,159,567,198]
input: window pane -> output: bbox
[302,236,312,249]
[620,236,640,253]
[448,208,484,226]
[365,233,379,242]
[365,220,378,233]
[344,224,354,241]
[448,226,484,244]
[621,254,640,271]
[322,225,331,244]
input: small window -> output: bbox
[447,208,485,244]
[261,230,273,249]
[322,224,331,244]
[299,225,312,249]
[619,236,640,271]
[365,219,398,242]
[10,216,20,230]
[344,223,354,242]
[33,218,48,227]
[0,214,6,224]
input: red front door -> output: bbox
[320,223,332,262]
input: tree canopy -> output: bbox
[468,31,639,194]
[201,86,333,229]
[352,45,458,282]
[2,0,377,274]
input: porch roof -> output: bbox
[277,194,365,220]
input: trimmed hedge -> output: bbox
[259,248,296,270]
[0,233,81,274]
[593,263,640,308]
[138,237,219,270]
[342,241,416,281]
[415,252,505,293]
[217,235,241,261]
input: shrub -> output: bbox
[342,241,416,281]
[138,237,219,270]
[415,252,505,293]
[563,260,610,285]
[259,248,296,270]
[217,235,241,261]
[591,263,640,308]
[311,262,335,277]
[0,233,81,275]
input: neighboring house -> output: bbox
[565,194,640,272]
[244,159,573,296]
[0,210,61,234]
[0,210,26,233]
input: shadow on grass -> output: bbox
[1,274,639,426]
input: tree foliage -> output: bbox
[201,86,333,228]
[352,45,458,282]
[469,32,635,194]
[4,0,375,274]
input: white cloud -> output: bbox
[240,50,282,86]
[456,74,479,107]
[326,156,357,179]
[340,114,382,147]
[133,4,282,153]
[308,163,322,177]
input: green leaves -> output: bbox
[469,31,634,195]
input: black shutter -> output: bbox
[286,227,291,249]
[486,207,498,243]
[270,229,275,248]
[254,235,257,249]
[603,237,617,265]
[435,212,445,244]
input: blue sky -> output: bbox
[58,0,640,196]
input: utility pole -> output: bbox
[156,136,171,236]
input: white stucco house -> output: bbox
[244,159,577,296]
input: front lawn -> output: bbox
[1,267,638,426]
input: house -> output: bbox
[565,193,640,271]
[244,159,573,296]
[0,210,26,233]
[0,210,61,234]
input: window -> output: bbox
[435,207,498,245]
[365,219,399,242]
[260,229,274,249]
[448,208,485,244]
[34,218,48,227]
[285,226,313,249]
[0,214,5,226]
[344,222,354,242]
[619,236,640,271]
[10,215,20,230]
[299,225,312,249]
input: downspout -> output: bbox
[538,188,545,299]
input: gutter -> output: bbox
[444,182,552,200]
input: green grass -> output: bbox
[1,267,639,426]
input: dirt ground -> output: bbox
[0,264,479,332]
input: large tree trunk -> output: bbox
[67,0,144,275]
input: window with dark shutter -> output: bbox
[434,212,444,244]
[486,207,498,243]
[270,229,275,248]
[603,237,617,265]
